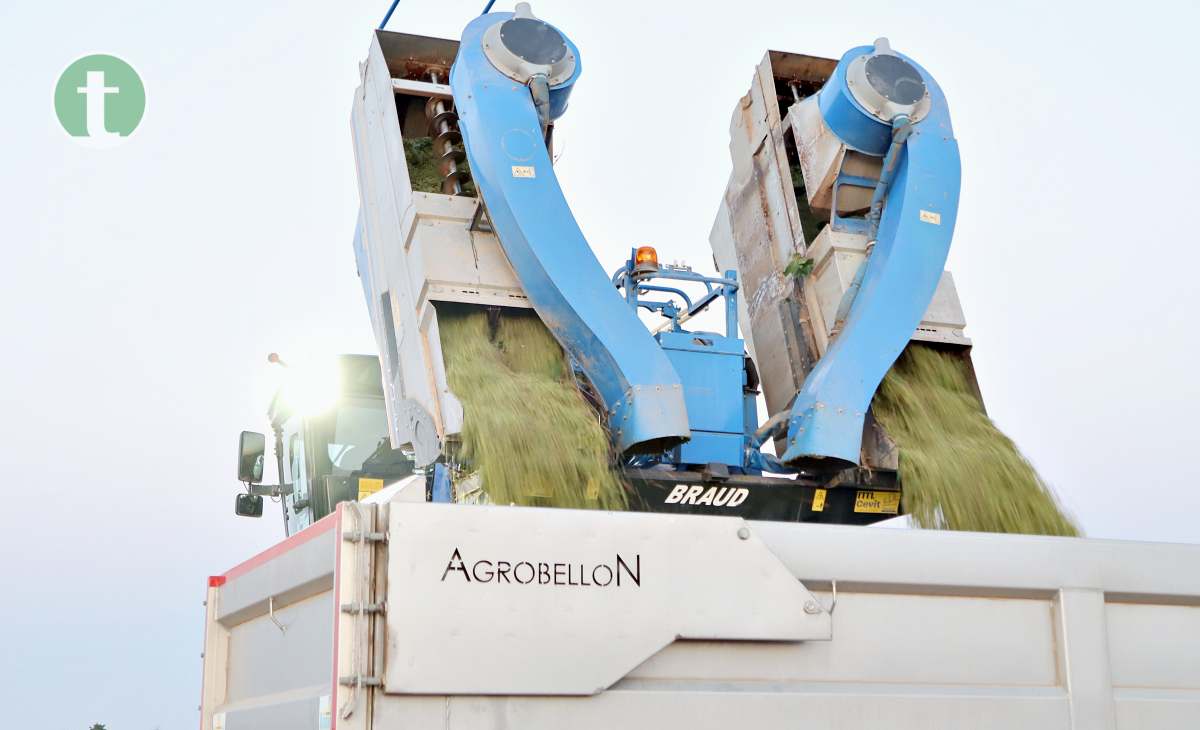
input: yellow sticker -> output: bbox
[919,209,941,225]
[511,165,536,178]
[811,488,827,513]
[357,477,384,501]
[854,490,900,514]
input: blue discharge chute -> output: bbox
[779,43,962,469]
[449,10,691,454]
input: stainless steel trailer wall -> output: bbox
[201,479,1200,730]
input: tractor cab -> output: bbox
[235,354,414,536]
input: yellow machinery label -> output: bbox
[854,490,900,514]
[919,209,942,225]
[358,477,384,501]
[511,165,536,178]
[811,488,827,512]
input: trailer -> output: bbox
[201,480,1200,729]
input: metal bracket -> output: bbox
[391,77,452,100]
[343,531,388,544]
[268,596,287,634]
[803,580,838,617]
[341,602,387,615]
[467,200,493,232]
[829,173,877,235]
[247,483,294,498]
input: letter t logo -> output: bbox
[77,70,119,139]
[55,55,146,146]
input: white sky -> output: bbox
[2,0,1198,727]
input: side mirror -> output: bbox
[238,431,266,484]
[235,493,264,518]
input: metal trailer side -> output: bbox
[201,482,1200,730]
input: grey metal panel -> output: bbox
[1107,603,1200,689]
[713,54,819,419]
[353,35,436,442]
[352,32,534,458]
[375,30,458,78]
[373,689,1070,729]
[1114,689,1200,729]
[382,503,830,695]
[225,593,334,704]
[223,691,324,730]
[750,522,1200,598]
[217,528,335,625]
[766,49,838,86]
[631,592,1059,687]
[753,51,806,274]
[400,193,531,313]
[911,272,971,347]
[365,513,1200,727]
[802,226,970,352]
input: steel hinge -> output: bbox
[339,675,383,688]
[342,530,387,543]
[341,601,386,615]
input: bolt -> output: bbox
[736,526,751,540]
[804,600,821,614]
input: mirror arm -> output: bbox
[247,483,294,498]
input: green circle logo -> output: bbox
[54,54,145,146]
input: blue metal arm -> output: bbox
[450,13,690,453]
[779,46,961,469]
[636,284,693,310]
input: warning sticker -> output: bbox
[811,488,827,513]
[854,490,900,514]
[358,477,384,501]
[919,209,941,225]
[512,165,536,178]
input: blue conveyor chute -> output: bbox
[779,45,962,468]
[449,12,691,453]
